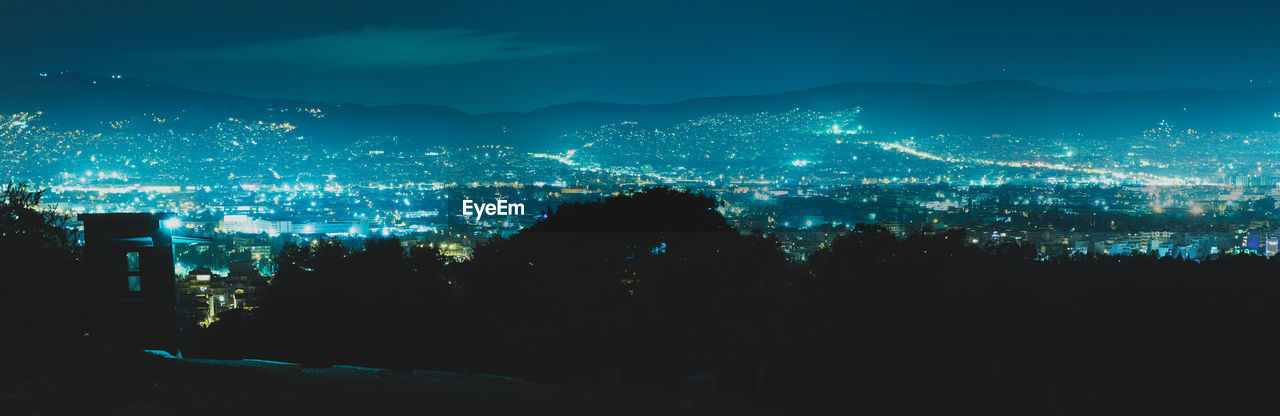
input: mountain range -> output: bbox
[3,72,1279,151]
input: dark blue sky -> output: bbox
[4,0,1279,112]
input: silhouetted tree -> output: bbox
[456,187,789,386]
[0,181,83,351]
[204,237,454,370]
[190,186,1280,414]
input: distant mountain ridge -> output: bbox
[3,72,1279,151]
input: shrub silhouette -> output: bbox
[0,181,83,353]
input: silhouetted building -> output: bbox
[81,213,206,353]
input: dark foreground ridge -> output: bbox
[4,342,820,415]
[6,184,1280,414]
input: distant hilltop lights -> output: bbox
[34,72,122,79]
[828,123,865,135]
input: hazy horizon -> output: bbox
[7,71,1279,114]
[8,0,1279,112]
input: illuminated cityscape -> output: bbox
[4,74,1280,342]
[7,1,1280,414]
[5,90,1280,272]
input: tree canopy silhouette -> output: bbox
[0,181,82,351]
[183,186,1280,414]
[199,237,453,370]
[453,187,788,384]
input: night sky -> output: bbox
[5,0,1279,112]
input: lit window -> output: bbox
[127,275,142,292]
[126,251,140,272]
